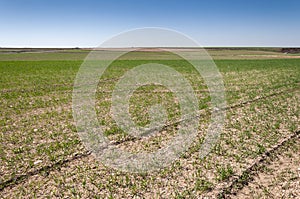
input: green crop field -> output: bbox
[0,48,299,198]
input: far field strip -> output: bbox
[1,48,300,61]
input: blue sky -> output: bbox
[0,0,299,47]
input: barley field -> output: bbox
[0,48,299,198]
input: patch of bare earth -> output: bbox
[233,138,300,199]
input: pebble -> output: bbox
[34,160,42,165]
[33,129,38,132]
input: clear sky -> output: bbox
[0,0,299,47]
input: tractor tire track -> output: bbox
[218,130,300,198]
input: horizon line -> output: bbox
[1,46,300,49]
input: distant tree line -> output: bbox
[281,48,300,54]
